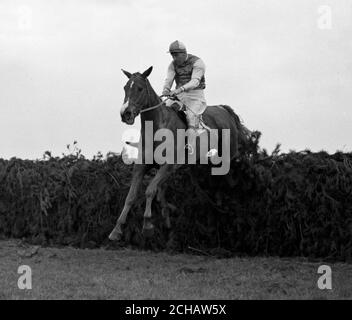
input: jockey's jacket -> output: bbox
[163,54,206,92]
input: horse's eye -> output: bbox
[137,86,143,92]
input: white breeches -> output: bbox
[165,89,207,128]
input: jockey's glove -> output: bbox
[170,86,185,96]
[162,88,171,96]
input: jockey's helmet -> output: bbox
[168,40,187,54]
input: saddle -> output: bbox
[170,102,211,133]
[170,102,188,127]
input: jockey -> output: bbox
[162,40,213,157]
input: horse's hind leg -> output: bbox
[108,164,146,241]
[143,164,179,237]
[157,184,176,229]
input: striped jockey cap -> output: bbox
[168,40,187,53]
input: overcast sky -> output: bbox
[1,0,351,159]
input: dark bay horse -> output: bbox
[109,66,251,241]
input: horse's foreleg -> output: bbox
[142,164,179,237]
[109,164,146,241]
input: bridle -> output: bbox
[125,75,178,115]
[138,77,173,114]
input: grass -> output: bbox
[0,239,351,300]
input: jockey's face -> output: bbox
[171,52,187,65]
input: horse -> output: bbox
[108,66,252,241]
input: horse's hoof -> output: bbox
[108,228,122,241]
[142,225,155,238]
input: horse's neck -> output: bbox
[140,84,166,132]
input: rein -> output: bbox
[140,99,167,113]
[139,78,171,114]
[137,77,181,114]
[137,79,207,132]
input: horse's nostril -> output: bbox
[122,110,134,123]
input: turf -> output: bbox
[0,239,351,300]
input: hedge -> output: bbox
[0,138,351,261]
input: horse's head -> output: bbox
[120,66,153,125]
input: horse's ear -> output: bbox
[141,66,153,78]
[121,69,132,79]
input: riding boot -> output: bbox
[185,127,218,162]
[197,126,218,159]
[205,127,218,159]
[185,128,198,162]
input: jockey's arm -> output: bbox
[162,62,175,95]
[181,59,206,91]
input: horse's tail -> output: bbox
[219,104,262,158]
[219,105,253,142]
